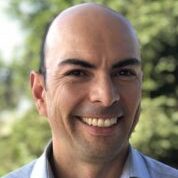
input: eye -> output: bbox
[64,69,88,77]
[112,68,136,80]
[119,69,135,76]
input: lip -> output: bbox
[76,115,123,136]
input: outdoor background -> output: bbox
[0,0,178,176]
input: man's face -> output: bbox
[38,11,142,162]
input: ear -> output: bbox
[30,71,48,117]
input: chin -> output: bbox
[76,140,129,163]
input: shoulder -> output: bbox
[1,160,36,178]
[137,150,178,178]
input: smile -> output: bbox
[81,117,118,128]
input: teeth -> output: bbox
[92,119,98,126]
[98,119,104,127]
[82,117,118,127]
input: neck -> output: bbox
[51,141,129,178]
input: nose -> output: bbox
[89,75,120,107]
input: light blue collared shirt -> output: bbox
[2,143,178,178]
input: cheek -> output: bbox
[119,82,142,113]
[46,81,88,138]
[47,81,87,120]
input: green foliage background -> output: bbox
[0,0,178,176]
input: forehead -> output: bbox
[45,5,140,69]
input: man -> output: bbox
[3,3,178,178]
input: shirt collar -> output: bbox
[128,147,150,178]
[30,142,54,178]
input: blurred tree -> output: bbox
[0,108,51,176]
[0,58,20,110]
[0,0,178,175]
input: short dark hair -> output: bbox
[39,21,51,80]
[39,13,59,82]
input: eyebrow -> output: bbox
[58,58,141,69]
[112,58,141,69]
[59,58,96,68]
